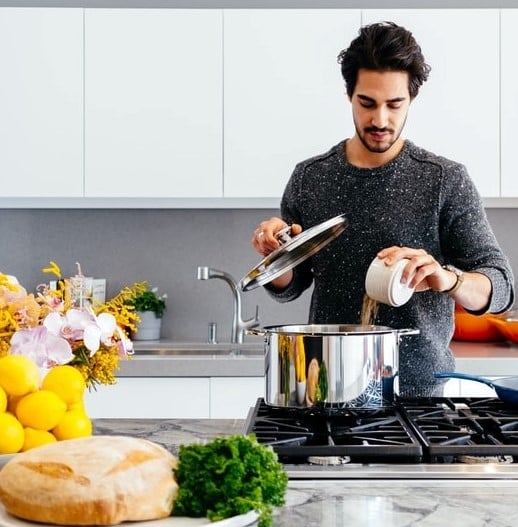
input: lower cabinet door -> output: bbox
[84,377,210,419]
[457,379,498,398]
[210,377,264,419]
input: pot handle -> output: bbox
[396,328,420,337]
[247,327,266,336]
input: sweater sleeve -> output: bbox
[439,163,515,314]
[263,163,315,303]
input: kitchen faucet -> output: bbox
[197,266,259,344]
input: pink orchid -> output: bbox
[9,325,74,378]
[0,275,28,303]
[115,325,134,357]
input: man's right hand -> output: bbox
[251,217,302,290]
[252,217,302,256]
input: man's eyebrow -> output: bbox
[356,94,407,103]
[357,94,375,103]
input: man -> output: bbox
[251,21,514,397]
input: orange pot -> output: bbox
[489,311,518,344]
[453,310,504,342]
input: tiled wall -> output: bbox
[1,207,515,341]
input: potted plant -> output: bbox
[128,285,167,341]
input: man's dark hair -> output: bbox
[338,21,431,99]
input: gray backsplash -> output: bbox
[1,207,515,342]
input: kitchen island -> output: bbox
[94,418,518,527]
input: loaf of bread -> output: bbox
[0,435,178,525]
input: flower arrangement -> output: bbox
[0,262,145,388]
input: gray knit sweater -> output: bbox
[267,140,515,397]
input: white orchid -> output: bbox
[44,308,118,357]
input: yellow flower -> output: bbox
[41,261,62,279]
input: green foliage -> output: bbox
[128,288,166,318]
[172,434,288,527]
[316,360,328,403]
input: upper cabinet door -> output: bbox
[0,8,83,198]
[501,9,518,198]
[223,10,361,199]
[84,9,223,198]
[363,10,500,198]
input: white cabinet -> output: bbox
[501,9,518,197]
[210,377,264,418]
[84,9,223,198]
[0,7,512,205]
[84,378,210,419]
[223,9,361,198]
[442,379,461,397]
[362,10,500,198]
[0,8,83,197]
[441,379,497,398]
[457,379,498,398]
[84,376,264,419]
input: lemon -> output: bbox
[16,390,67,431]
[0,355,40,396]
[53,410,93,440]
[7,394,23,415]
[68,398,86,412]
[22,427,57,451]
[42,365,86,406]
[0,412,24,454]
[0,386,7,413]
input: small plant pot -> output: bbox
[132,311,162,341]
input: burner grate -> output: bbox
[245,397,518,465]
[398,397,518,460]
[246,399,423,462]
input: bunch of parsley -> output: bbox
[172,434,288,527]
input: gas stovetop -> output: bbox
[244,398,518,479]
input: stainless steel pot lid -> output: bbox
[249,324,419,336]
[239,214,347,291]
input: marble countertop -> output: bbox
[122,340,518,377]
[94,418,518,527]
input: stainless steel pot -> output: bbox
[249,324,419,409]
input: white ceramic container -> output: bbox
[365,257,415,307]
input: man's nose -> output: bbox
[371,107,389,128]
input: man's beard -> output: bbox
[354,117,406,154]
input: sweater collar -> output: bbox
[337,139,414,177]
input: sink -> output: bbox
[132,341,263,357]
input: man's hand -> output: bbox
[376,246,491,311]
[376,246,451,292]
[251,217,303,290]
[252,217,302,256]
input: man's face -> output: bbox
[350,69,411,154]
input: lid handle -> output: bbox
[275,225,292,245]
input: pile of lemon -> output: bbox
[0,355,92,454]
